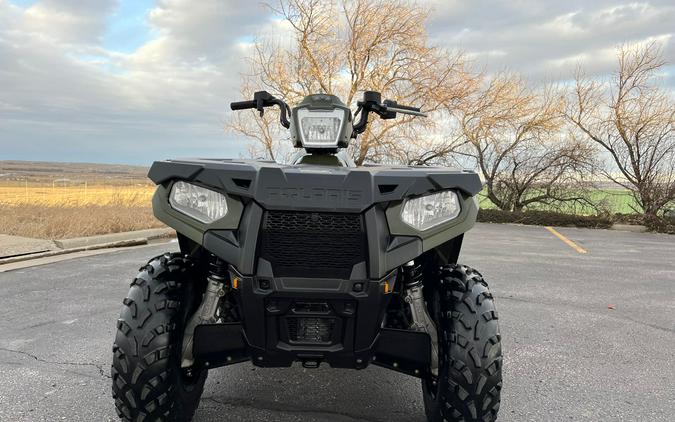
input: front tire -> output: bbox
[422,265,502,422]
[111,253,207,421]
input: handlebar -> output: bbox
[384,106,427,117]
[382,100,427,117]
[352,91,426,135]
[385,102,420,112]
[230,100,257,111]
[230,90,425,138]
[230,91,290,128]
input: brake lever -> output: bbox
[254,91,273,117]
[251,91,291,128]
[383,106,427,118]
[352,92,426,136]
[382,100,427,118]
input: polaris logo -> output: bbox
[265,187,363,205]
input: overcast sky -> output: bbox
[1,0,673,165]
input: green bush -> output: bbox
[612,213,645,225]
[478,209,675,234]
[613,213,675,234]
[643,215,675,234]
[477,209,613,229]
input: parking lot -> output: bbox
[0,223,673,421]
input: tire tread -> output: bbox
[111,253,205,421]
[424,264,502,422]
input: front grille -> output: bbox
[259,211,367,278]
[287,317,335,344]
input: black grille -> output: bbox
[259,211,367,278]
[287,317,335,344]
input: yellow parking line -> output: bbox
[545,226,587,254]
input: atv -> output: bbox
[111,91,502,421]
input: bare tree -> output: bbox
[567,42,675,217]
[454,74,594,212]
[228,0,476,164]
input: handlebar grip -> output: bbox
[230,100,257,110]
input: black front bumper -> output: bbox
[191,266,431,377]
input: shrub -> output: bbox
[477,209,613,229]
[643,215,675,235]
[478,209,675,233]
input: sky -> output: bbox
[1,0,674,165]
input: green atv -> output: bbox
[111,91,502,421]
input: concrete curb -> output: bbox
[0,234,57,258]
[610,224,648,233]
[0,238,149,265]
[53,228,175,249]
[0,228,175,265]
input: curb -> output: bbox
[0,228,175,265]
[0,238,149,265]
[610,224,648,233]
[53,228,175,249]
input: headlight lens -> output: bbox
[401,190,461,231]
[169,181,228,223]
[297,108,344,147]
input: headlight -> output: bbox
[297,108,345,147]
[169,181,228,223]
[401,190,461,231]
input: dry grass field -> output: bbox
[0,161,164,239]
[0,183,154,207]
[0,184,163,239]
[0,203,163,239]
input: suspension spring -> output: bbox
[208,256,228,284]
[208,255,239,322]
[402,260,423,288]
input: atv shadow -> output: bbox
[196,363,425,421]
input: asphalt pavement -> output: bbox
[0,223,673,421]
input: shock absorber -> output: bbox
[402,260,439,376]
[181,256,228,368]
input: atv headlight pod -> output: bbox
[169,181,228,223]
[401,190,461,231]
[297,107,345,147]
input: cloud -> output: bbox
[21,0,117,45]
[427,0,675,82]
[1,0,269,164]
[0,0,673,164]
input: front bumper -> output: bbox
[231,266,392,369]
[191,266,431,376]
